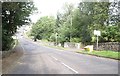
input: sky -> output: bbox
[30,0,81,23]
[30,0,115,23]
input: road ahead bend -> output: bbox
[6,37,118,74]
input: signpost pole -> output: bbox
[94,30,100,50]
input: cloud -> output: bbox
[30,0,81,23]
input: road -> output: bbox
[5,36,118,74]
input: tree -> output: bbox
[74,2,94,43]
[31,16,56,41]
[92,2,110,30]
[109,0,120,26]
[30,1,120,45]
[100,26,120,42]
[2,2,36,51]
[57,3,74,42]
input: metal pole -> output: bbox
[56,33,57,46]
[70,15,72,42]
[96,35,98,50]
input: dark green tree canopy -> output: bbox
[2,2,36,51]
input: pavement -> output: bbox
[2,43,24,74]
[2,35,119,74]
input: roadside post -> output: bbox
[94,30,101,50]
[55,33,58,46]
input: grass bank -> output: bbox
[76,50,120,60]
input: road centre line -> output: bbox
[51,56,58,61]
[61,62,79,74]
[51,56,78,74]
[21,38,79,74]
[19,41,25,53]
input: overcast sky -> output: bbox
[30,0,115,23]
[30,0,80,23]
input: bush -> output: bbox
[2,35,14,51]
[100,26,120,42]
[71,38,81,43]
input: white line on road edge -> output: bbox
[61,62,79,74]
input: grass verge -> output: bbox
[76,50,120,60]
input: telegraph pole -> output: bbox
[70,15,72,42]
[55,33,58,46]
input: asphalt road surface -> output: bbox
[5,36,119,74]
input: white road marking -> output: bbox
[61,62,79,74]
[19,41,26,52]
[51,56,78,74]
[20,38,79,74]
[51,56,58,61]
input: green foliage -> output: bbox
[31,16,56,41]
[100,26,120,42]
[71,38,81,43]
[56,3,74,42]
[30,1,120,45]
[2,2,36,51]
[92,2,110,29]
[109,1,120,26]
[2,35,14,51]
[73,2,94,43]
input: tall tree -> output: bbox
[109,0,120,26]
[2,2,36,51]
[92,2,110,30]
[31,16,56,41]
[59,3,74,42]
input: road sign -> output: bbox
[94,30,101,36]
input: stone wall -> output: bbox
[41,41,120,52]
[47,42,81,49]
[64,42,81,49]
[93,42,120,52]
